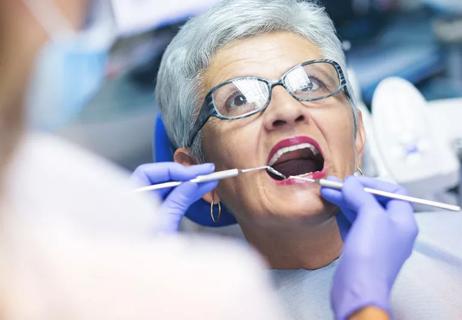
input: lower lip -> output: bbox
[273,166,328,186]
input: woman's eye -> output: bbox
[300,83,317,92]
[225,92,248,109]
[300,77,323,92]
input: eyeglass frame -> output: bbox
[186,58,351,147]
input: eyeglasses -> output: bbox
[187,59,350,147]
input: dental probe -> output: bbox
[289,176,461,212]
[134,166,284,193]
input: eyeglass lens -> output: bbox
[211,62,341,118]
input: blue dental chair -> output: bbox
[154,113,238,227]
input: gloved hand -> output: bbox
[321,176,418,320]
[131,162,218,233]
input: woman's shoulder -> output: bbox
[414,211,462,256]
[390,211,462,319]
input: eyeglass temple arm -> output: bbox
[187,99,217,147]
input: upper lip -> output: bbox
[267,136,323,166]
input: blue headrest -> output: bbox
[154,114,237,227]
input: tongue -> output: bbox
[273,159,319,177]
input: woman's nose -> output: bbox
[263,86,310,131]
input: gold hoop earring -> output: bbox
[210,196,222,224]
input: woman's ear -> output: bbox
[354,110,366,167]
[173,147,198,166]
[173,148,219,204]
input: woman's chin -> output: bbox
[261,197,335,224]
[230,176,337,225]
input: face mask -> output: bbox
[23,0,115,131]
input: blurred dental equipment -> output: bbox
[134,166,284,193]
[422,0,462,14]
[367,77,462,208]
[290,175,461,212]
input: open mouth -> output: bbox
[266,137,325,181]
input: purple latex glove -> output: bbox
[321,176,418,320]
[131,162,218,233]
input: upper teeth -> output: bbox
[269,143,320,166]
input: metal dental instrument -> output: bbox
[134,165,284,193]
[289,175,461,212]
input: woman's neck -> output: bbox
[238,215,343,269]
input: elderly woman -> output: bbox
[134,0,462,319]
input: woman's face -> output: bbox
[197,32,364,225]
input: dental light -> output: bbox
[370,77,460,208]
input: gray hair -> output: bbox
[156,0,357,161]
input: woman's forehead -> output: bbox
[202,31,323,89]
